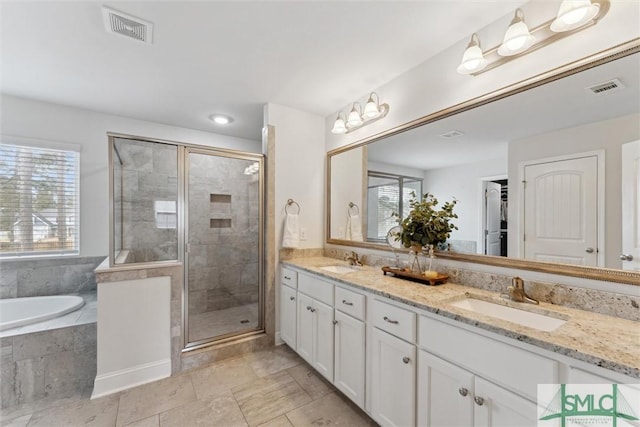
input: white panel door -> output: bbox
[621,140,640,270]
[523,156,598,266]
[334,310,365,408]
[370,328,416,427]
[485,182,502,256]
[280,284,297,348]
[417,350,474,427]
[296,292,314,364]
[313,299,334,382]
[473,377,537,427]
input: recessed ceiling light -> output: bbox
[209,114,233,125]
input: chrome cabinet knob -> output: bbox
[333,320,338,325]
[306,306,312,311]
[585,247,594,253]
[310,308,316,313]
[620,254,634,261]
[402,356,410,364]
[290,296,295,301]
[474,396,484,406]
[458,388,468,397]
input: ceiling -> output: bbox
[367,52,640,170]
[0,1,527,141]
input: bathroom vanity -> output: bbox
[280,258,638,427]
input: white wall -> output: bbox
[367,161,425,179]
[424,157,507,243]
[93,276,171,398]
[508,113,640,268]
[325,1,640,151]
[1,95,261,257]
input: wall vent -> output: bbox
[440,130,465,139]
[586,78,625,95]
[102,6,153,44]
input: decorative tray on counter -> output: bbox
[381,266,449,286]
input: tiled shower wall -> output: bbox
[0,256,105,299]
[116,138,179,264]
[187,154,260,316]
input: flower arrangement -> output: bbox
[393,192,458,249]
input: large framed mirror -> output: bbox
[327,41,640,285]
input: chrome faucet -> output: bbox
[506,277,538,304]
[345,251,363,266]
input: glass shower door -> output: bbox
[185,148,263,346]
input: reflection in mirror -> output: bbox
[328,51,639,272]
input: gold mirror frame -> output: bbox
[327,39,640,286]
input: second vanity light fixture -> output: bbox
[331,92,390,134]
[458,0,608,76]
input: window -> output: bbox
[366,171,422,242]
[0,143,79,257]
[154,200,177,229]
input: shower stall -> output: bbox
[109,135,264,349]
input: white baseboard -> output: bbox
[275,331,284,346]
[91,359,171,399]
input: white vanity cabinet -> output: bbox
[296,274,335,382]
[370,299,417,427]
[334,287,366,408]
[280,283,297,347]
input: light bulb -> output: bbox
[498,11,535,57]
[346,104,363,128]
[551,0,600,32]
[363,93,381,119]
[457,34,486,75]
[331,114,347,134]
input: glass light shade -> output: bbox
[363,94,381,119]
[331,115,347,134]
[457,44,486,75]
[498,21,535,56]
[550,0,600,32]
[346,105,363,128]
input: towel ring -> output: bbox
[286,198,301,215]
[348,202,359,217]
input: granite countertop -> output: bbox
[282,257,640,379]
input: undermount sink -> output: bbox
[449,297,567,332]
[319,265,359,274]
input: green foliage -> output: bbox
[393,192,458,248]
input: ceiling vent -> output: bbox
[102,6,153,44]
[586,78,625,95]
[440,130,465,139]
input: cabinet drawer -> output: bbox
[419,315,558,401]
[335,287,365,320]
[281,267,298,289]
[372,299,416,343]
[298,273,334,306]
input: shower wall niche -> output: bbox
[111,137,178,264]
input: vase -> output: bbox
[408,243,424,274]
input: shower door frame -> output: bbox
[183,146,265,351]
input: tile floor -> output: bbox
[0,345,377,427]
[188,303,259,342]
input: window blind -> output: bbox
[0,143,79,257]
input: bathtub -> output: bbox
[0,295,85,331]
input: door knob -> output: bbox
[620,254,634,261]
[474,396,485,406]
[585,247,594,253]
[458,388,468,397]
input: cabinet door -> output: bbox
[334,310,365,408]
[280,285,297,348]
[313,299,334,382]
[296,292,314,364]
[417,350,474,427]
[370,328,416,427]
[473,377,537,427]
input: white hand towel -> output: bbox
[282,213,300,248]
[349,214,363,242]
[345,215,352,240]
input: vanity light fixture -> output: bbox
[498,9,535,56]
[457,0,609,76]
[331,92,390,135]
[457,34,487,74]
[551,0,600,32]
